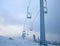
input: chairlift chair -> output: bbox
[44,0,48,14]
[44,7,47,14]
[30,28,32,31]
[27,12,32,19]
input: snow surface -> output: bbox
[0,36,57,46]
[0,36,40,46]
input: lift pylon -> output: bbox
[40,0,47,46]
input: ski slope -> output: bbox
[0,36,57,46]
[0,36,40,46]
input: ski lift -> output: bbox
[30,28,32,31]
[44,0,48,14]
[44,7,47,14]
[27,11,32,19]
[27,3,32,19]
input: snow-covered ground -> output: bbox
[0,36,40,46]
[0,36,57,46]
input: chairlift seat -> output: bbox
[27,16,31,18]
[44,11,47,13]
[27,12,32,19]
[44,7,47,14]
[30,29,32,31]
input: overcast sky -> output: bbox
[0,0,60,42]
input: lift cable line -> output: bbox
[30,10,40,31]
[26,0,40,31]
[23,0,48,46]
[32,10,40,23]
[27,0,48,31]
[27,0,40,31]
[23,0,32,31]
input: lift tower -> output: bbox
[40,0,47,46]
